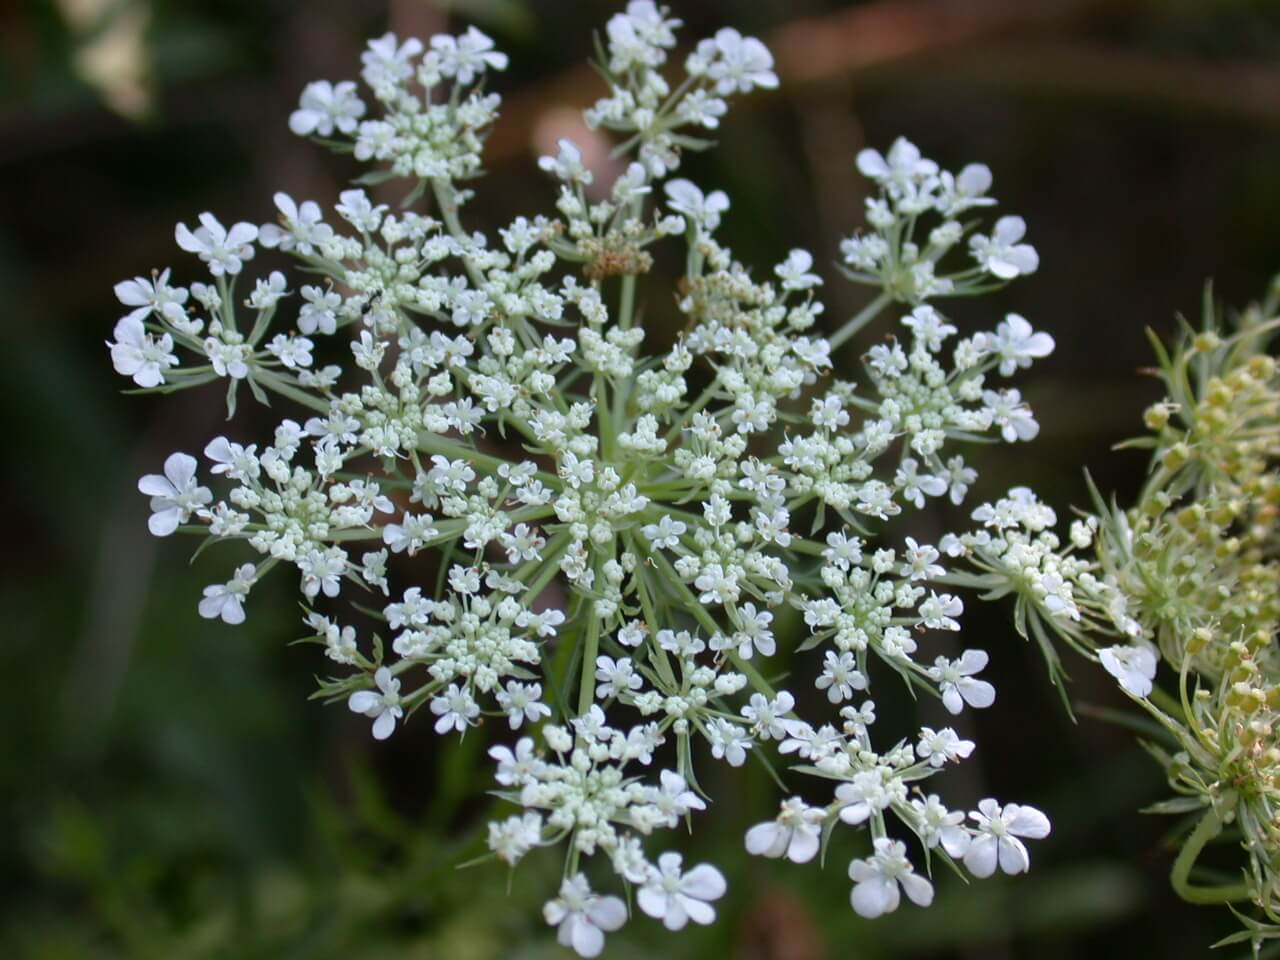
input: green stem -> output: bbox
[1170,805,1251,904]
[430,177,486,289]
[1147,683,1182,718]
[828,291,892,351]
[577,606,601,717]
[520,534,572,607]
[628,544,677,689]
[595,371,614,462]
[254,370,330,414]
[728,651,777,700]
[612,272,638,433]
[618,273,637,331]
[662,372,721,446]
[415,431,560,489]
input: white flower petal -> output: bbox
[851,877,898,918]
[900,871,934,907]
[745,822,785,858]
[1006,804,1051,839]
[147,506,182,537]
[371,708,397,740]
[587,895,627,932]
[681,864,726,900]
[998,835,1031,874]
[787,826,819,864]
[964,834,998,878]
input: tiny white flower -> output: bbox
[495,680,552,729]
[849,838,934,918]
[430,683,480,735]
[912,794,971,857]
[198,563,256,625]
[938,162,995,215]
[289,79,365,137]
[361,33,424,93]
[114,269,189,326]
[896,457,947,509]
[654,769,706,816]
[543,874,627,959]
[299,285,342,336]
[775,249,822,291]
[707,718,752,766]
[741,691,794,740]
[204,337,251,380]
[335,188,386,233]
[637,853,726,931]
[919,591,964,631]
[267,333,313,369]
[984,313,1055,376]
[745,797,825,863]
[664,178,729,234]
[107,315,177,387]
[258,193,334,255]
[836,770,901,826]
[677,88,727,128]
[944,456,977,505]
[204,435,259,482]
[983,388,1040,443]
[383,512,439,555]
[138,452,211,536]
[595,656,643,699]
[902,305,956,351]
[916,726,975,767]
[430,27,508,85]
[347,666,403,740]
[489,737,540,786]
[970,215,1039,279]
[857,137,938,198]
[1098,641,1158,698]
[696,27,778,95]
[539,138,592,185]
[488,811,542,865]
[175,212,257,277]
[816,650,867,703]
[900,537,944,581]
[964,798,1051,877]
[929,649,995,714]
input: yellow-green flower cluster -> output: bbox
[961,279,1280,949]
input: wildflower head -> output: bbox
[109,5,1057,951]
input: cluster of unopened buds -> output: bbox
[112,3,1060,953]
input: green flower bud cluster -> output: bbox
[964,279,1280,949]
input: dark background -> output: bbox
[4,0,1279,957]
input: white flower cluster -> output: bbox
[841,139,1039,308]
[110,4,1058,954]
[943,484,1153,694]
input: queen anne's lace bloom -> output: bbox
[110,6,1058,953]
